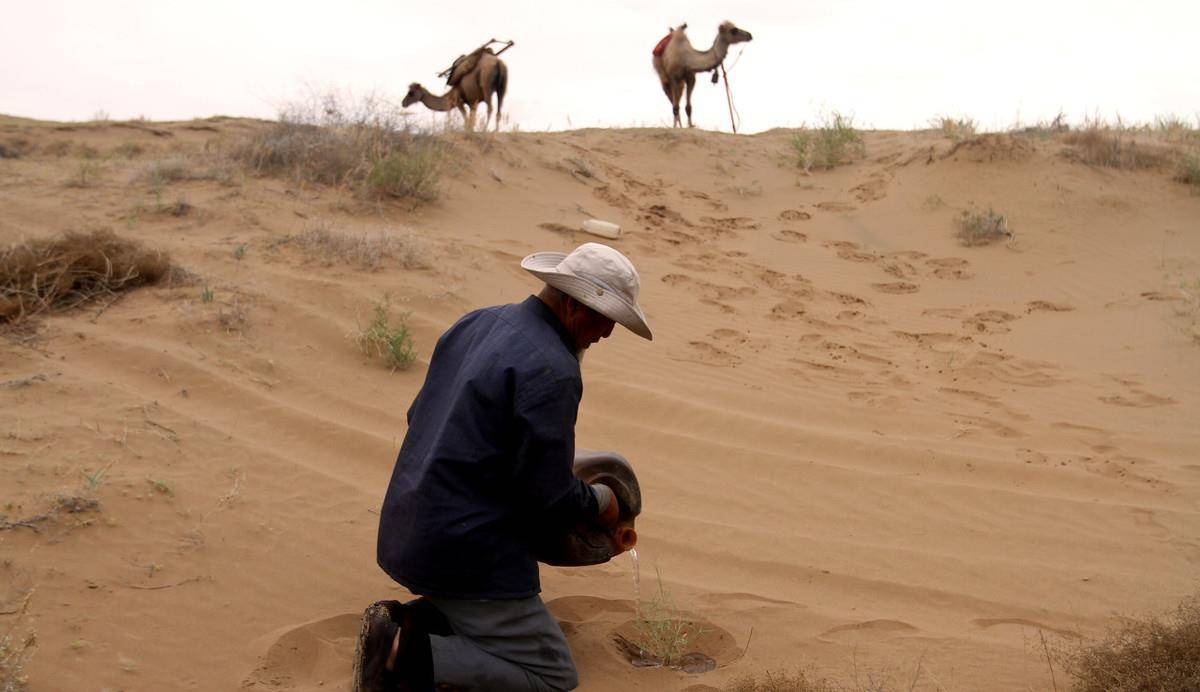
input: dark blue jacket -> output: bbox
[377,296,599,599]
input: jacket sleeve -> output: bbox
[511,373,598,523]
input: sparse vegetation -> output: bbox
[1065,591,1200,691]
[1012,111,1070,138]
[274,220,430,271]
[956,205,1011,246]
[630,568,704,667]
[65,160,102,188]
[1,229,171,324]
[356,298,416,371]
[145,477,174,497]
[231,91,449,204]
[727,670,836,692]
[113,141,146,159]
[129,155,197,186]
[1176,152,1200,190]
[790,112,865,172]
[1063,123,1167,170]
[932,115,977,141]
[0,600,35,692]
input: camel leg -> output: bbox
[457,104,468,132]
[467,104,479,133]
[483,97,494,133]
[684,73,697,128]
[670,80,685,128]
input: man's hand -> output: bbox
[591,483,620,527]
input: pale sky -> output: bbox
[2,0,1196,133]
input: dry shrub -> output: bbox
[957,205,1011,246]
[130,155,195,185]
[932,115,977,141]
[0,230,170,324]
[1012,111,1070,138]
[1063,127,1168,170]
[275,220,430,271]
[727,670,836,692]
[0,138,33,159]
[1066,592,1200,691]
[791,112,865,171]
[231,91,448,203]
[1177,152,1200,190]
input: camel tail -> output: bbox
[493,61,508,110]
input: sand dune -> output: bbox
[1,115,1198,690]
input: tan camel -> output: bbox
[652,21,753,128]
[403,50,508,132]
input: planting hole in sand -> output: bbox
[613,563,738,674]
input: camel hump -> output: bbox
[652,32,672,57]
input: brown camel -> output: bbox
[652,21,753,128]
[403,50,508,132]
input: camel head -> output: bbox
[402,83,426,107]
[718,20,753,45]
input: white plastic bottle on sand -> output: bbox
[581,219,620,239]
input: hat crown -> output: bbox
[557,243,641,302]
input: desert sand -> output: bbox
[1,115,1199,691]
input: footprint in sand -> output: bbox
[661,273,756,302]
[242,612,361,687]
[851,174,889,202]
[882,261,918,278]
[1099,392,1176,408]
[963,310,1019,334]
[824,240,878,263]
[971,618,1080,639]
[778,209,812,221]
[872,281,920,294]
[768,300,807,320]
[826,291,871,307]
[679,189,728,212]
[924,257,974,280]
[816,201,858,213]
[676,340,742,367]
[700,216,761,231]
[1026,300,1075,313]
[770,229,807,243]
[1141,291,1182,302]
[820,619,917,641]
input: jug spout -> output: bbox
[533,449,642,567]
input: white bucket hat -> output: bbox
[521,243,652,340]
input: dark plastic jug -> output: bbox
[533,449,641,567]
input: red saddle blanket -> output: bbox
[652,33,671,57]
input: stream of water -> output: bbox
[629,547,641,610]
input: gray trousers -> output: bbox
[427,595,578,692]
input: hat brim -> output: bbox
[521,252,653,340]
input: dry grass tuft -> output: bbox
[932,115,977,141]
[230,91,448,203]
[1063,121,1169,170]
[274,220,430,271]
[0,230,171,324]
[791,112,866,172]
[1066,591,1200,691]
[1176,152,1200,191]
[726,670,837,692]
[956,205,1012,246]
[0,591,35,692]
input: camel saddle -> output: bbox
[652,32,671,57]
[443,47,494,88]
